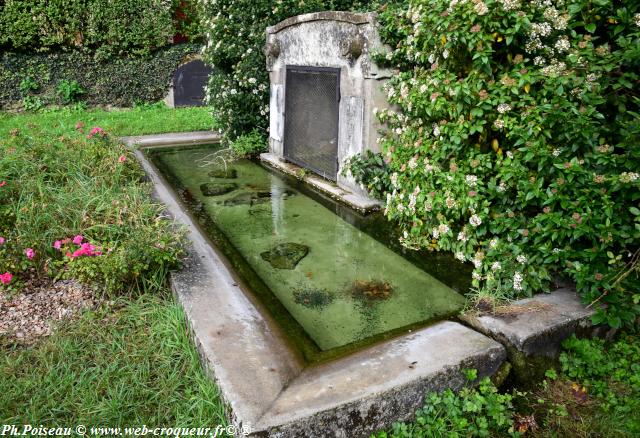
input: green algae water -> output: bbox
[150,145,468,362]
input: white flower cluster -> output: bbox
[531,22,552,38]
[465,174,478,187]
[541,60,566,76]
[513,272,524,291]
[473,1,489,16]
[390,172,399,188]
[498,0,520,12]
[469,214,482,227]
[635,13,640,27]
[554,36,570,52]
[620,172,639,183]
[497,103,512,114]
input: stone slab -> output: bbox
[260,152,381,214]
[460,288,594,359]
[256,321,506,437]
[121,131,220,148]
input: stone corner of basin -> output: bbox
[250,322,506,438]
[459,288,596,360]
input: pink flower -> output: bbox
[118,155,127,163]
[75,121,84,130]
[0,272,12,285]
[73,235,84,245]
[53,240,62,250]
[71,242,102,258]
[0,180,6,188]
[25,248,35,260]
[0,237,4,245]
[87,127,105,139]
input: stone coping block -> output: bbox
[121,131,221,148]
[260,152,381,214]
[134,147,506,437]
[460,289,594,359]
[267,11,374,34]
[256,322,506,437]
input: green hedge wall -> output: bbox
[0,44,200,109]
[0,0,188,59]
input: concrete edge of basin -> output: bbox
[133,147,304,430]
[459,289,598,381]
[255,321,506,437]
[121,130,221,148]
[260,152,382,214]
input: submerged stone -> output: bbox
[200,182,238,196]
[208,167,238,179]
[260,242,309,269]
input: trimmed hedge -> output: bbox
[0,44,200,109]
[0,0,191,59]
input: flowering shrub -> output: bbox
[357,0,640,326]
[0,124,184,295]
[198,0,372,140]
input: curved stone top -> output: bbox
[267,11,376,34]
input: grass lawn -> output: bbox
[0,103,215,138]
[0,104,229,431]
[0,294,228,429]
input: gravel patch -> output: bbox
[0,279,98,346]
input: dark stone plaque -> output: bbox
[173,59,212,107]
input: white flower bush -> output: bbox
[349,0,640,327]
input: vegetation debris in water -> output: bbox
[293,288,334,310]
[199,182,238,196]
[208,167,237,179]
[350,280,394,303]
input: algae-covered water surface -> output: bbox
[150,145,468,362]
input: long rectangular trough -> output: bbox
[125,132,596,437]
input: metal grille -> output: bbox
[284,66,340,181]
